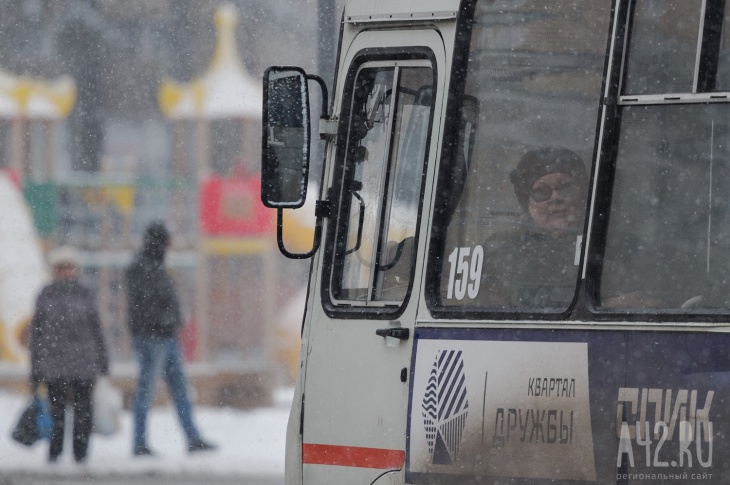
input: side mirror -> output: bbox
[261,66,331,260]
[261,66,311,209]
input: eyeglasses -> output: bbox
[530,182,581,203]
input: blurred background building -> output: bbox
[0,0,343,407]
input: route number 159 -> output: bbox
[446,246,484,300]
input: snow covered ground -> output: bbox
[0,387,292,479]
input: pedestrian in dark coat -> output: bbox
[126,221,215,456]
[29,246,109,463]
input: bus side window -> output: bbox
[598,0,730,311]
[329,61,435,308]
[600,114,730,310]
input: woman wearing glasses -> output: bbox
[478,147,589,309]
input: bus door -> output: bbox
[300,30,446,484]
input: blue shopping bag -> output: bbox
[11,395,52,446]
[35,396,52,439]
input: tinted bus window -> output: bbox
[431,1,611,314]
[623,0,703,95]
[600,105,730,310]
[597,1,730,312]
[715,3,730,91]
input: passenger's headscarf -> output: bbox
[510,147,587,211]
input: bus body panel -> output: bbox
[406,327,727,483]
[344,0,461,19]
[294,27,450,484]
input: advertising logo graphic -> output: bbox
[410,339,596,481]
[422,350,469,464]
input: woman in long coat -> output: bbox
[29,246,109,463]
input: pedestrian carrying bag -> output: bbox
[93,377,123,436]
[11,395,52,446]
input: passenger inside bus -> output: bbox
[478,147,587,309]
[477,147,663,310]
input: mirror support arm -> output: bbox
[306,74,329,121]
[307,74,338,143]
[276,199,330,259]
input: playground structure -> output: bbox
[0,171,46,362]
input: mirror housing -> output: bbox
[261,66,331,259]
[261,66,311,209]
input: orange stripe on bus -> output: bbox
[302,443,406,469]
